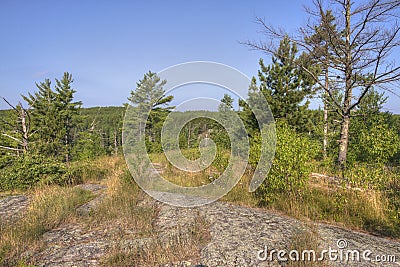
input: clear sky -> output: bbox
[0,0,399,113]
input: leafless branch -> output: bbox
[0,145,23,152]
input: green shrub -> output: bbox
[385,168,400,221]
[0,154,117,191]
[349,118,400,165]
[344,163,395,190]
[256,120,319,205]
[0,155,67,191]
[210,127,231,150]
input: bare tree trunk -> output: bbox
[139,121,142,140]
[187,122,192,148]
[323,67,329,159]
[20,107,29,153]
[338,0,352,169]
[0,99,30,155]
[244,0,400,170]
[114,130,118,154]
[338,114,350,168]
[65,117,70,163]
[65,134,69,163]
[323,103,328,158]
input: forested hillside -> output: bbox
[78,106,125,154]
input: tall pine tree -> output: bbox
[258,36,315,131]
[305,10,342,157]
[54,73,82,162]
[22,72,81,161]
[127,71,174,153]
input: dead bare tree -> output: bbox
[0,97,31,154]
[244,0,400,169]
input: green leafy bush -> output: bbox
[0,155,67,191]
[349,117,400,165]
[344,163,395,190]
[256,120,319,205]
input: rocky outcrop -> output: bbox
[1,188,399,266]
[157,200,400,266]
[0,194,30,224]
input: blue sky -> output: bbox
[0,0,399,113]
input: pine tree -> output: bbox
[246,0,400,168]
[305,10,342,157]
[23,79,58,156]
[54,72,82,162]
[22,72,81,161]
[257,36,314,131]
[218,94,234,112]
[127,71,174,153]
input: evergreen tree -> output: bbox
[54,73,82,162]
[218,94,234,112]
[257,36,314,131]
[72,131,106,160]
[305,10,342,157]
[23,79,58,156]
[239,77,266,137]
[78,106,125,154]
[127,71,174,153]
[246,0,400,168]
[22,72,81,161]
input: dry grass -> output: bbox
[0,156,120,266]
[2,153,397,265]
[0,186,93,266]
[149,152,258,206]
[221,169,258,206]
[286,225,330,267]
[88,158,156,236]
[103,215,210,266]
[149,152,216,187]
[1,154,212,266]
[1,155,211,266]
[67,155,120,184]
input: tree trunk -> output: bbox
[337,0,352,170]
[323,66,329,158]
[20,107,29,153]
[187,122,192,148]
[338,114,350,168]
[323,105,328,158]
[65,134,70,163]
[114,130,118,154]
